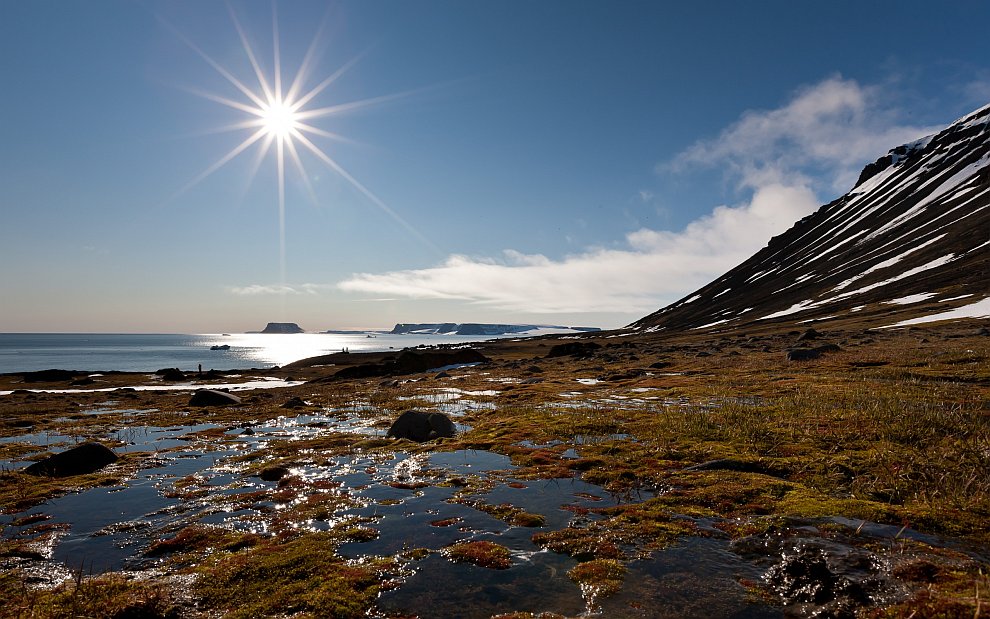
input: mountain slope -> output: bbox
[631,103,990,333]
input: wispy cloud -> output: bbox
[226,283,332,295]
[339,76,943,316]
[668,75,941,193]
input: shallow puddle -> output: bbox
[1,402,976,618]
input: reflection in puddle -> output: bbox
[1,401,954,618]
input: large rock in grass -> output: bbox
[786,344,841,362]
[24,442,118,477]
[188,389,241,406]
[387,410,457,442]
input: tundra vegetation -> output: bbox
[0,321,988,617]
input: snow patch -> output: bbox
[759,300,816,321]
[881,297,990,328]
[693,319,731,329]
[884,293,936,305]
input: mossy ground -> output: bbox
[1,321,988,617]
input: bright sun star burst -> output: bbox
[260,99,299,138]
[166,4,433,310]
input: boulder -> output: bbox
[387,410,457,442]
[787,344,841,362]
[257,466,290,482]
[156,368,186,381]
[797,328,822,342]
[281,396,307,409]
[24,442,118,477]
[188,389,241,406]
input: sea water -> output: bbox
[0,332,508,374]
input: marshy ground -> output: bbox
[1,322,988,618]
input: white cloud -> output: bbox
[226,283,332,296]
[669,75,941,193]
[338,77,943,317]
[340,183,819,313]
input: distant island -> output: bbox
[257,322,305,334]
[388,323,601,336]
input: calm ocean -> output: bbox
[0,332,506,374]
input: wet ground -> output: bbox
[4,392,983,618]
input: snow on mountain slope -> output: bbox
[631,103,990,332]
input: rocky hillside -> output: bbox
[631,103,990,333]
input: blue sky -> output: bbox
[2,1,989,332]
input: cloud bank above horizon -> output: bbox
[235,77,943,318]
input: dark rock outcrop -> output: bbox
[390,322,600,335]
[386,410,457,442]
[24,442,118,477]
[257,466,290,482]
[333,349,489,380]
[545,342,602,359]
[188,389,242,406]
[21,369,83,383]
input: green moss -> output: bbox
[146,524,259,558]
[452,498,546,528]
[567,558,626,598]
[194,533,386,618]
[444,540,513,569]
[0,570,176,619]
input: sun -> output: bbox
[260,99,299,138]
[166,4,437,314]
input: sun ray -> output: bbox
[175,127,269,199]
[294,122,364,146]
[292,131,440,253]
[284,6,335,105]
[157,15,268,110]
[272,4,282,105]
[227,2,274,103]
[235,132,276,205]
[175,85,265,117]
[284,137,321,207]
[276,133,287,317]
[293,90,413,122]
[291,52,368,111]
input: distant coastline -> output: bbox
[0,327,600,375]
